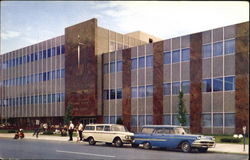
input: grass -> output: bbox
[205,134,249,144]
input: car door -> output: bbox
[94,125,104,141]
[103,125,113,143]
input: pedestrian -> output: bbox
[78,121,83,141]
[68,121,74,141]
[75,124,79,142]
[33,124,40,138]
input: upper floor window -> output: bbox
[117,61,122,72]
[213,41,223,56]
[138,86,145,97]
[104,63,109,74]
[181,48,190,62]
[225,76,235,91]
[163,83,171,95]
[172,82,180,95]
[202,44,211,58]
[57,46,61,55]
[110,62,115,73]
[131,87,137,98]
[224,39,235,55]
[146,55,153,67]
[43,50,47,59]
[117,88,122,99]
[47,48,51,57]
[164,51,171,64]
[213,77,223,92]
[202,79,212,92]
[181,81,190,94]
[61,45,65,54]
[139,57,145,68]
[131,58,137,70]
[146,85,153,97]
[172,50,180,63]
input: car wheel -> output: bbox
[181,141,191,153]
[131,143,139,148]
[143,142,152,150]
[114,138,123,147]
[198,148,208,153]
[88,137,96,145]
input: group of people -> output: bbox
[68,121,84,142]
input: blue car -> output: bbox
[132,125,215,153]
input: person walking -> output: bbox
[68,121,74,141]
[33,124,40,138]
[78,121,84,141]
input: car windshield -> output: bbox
[174,127,186,134]
[111,125,128,132]
[141,127,154,134]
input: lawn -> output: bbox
[205,134,249,144]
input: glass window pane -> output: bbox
[146,115,153,125]
[172,50,180,63]
[213,42,223,56]
[31,53,34,62]
[43,72,46,81]
[146,56,153,67]
[131,58,137,70]
[213,113,223,127]
[181,48,190,61]
[225,113,235,127]
[202,114,211,127]
[117,88,122,99]
[225,76,235,91]
[104,64,109,74]
[131,87,137,98]
[181,81,190,94]
[164,52,171,64]
[146,85,153,97]
[139,57,145,68]
[39,51,43,59]
[57,46,61,55]
[163,83,171,95]
[110,62,115,73]
[57,70,60,78]
[52,47,56,56]
[117,61,122,72]
[138,86,145,97]
[163,115,171,125]
[202,79,212,92]
[43,50,47,59]
[224,39,235,55]
[172,82,180,95]
[47,72,50,81]
[110,89,115,99]
[47,48,51,57]
[61,69,65,78]
[213,78,223,91]
[61,45,65,54]
[202,44,211,58]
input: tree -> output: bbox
[177,90,187,126]
[116,117,123,125]
[64,104,73,125]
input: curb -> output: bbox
[209,150,248,155]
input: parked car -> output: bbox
[82,124,134,147]
[132,125,215,153]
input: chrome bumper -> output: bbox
[192,140,216,148]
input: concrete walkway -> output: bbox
[0,133,248,155]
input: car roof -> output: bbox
[142,125,183,128]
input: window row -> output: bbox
[202,113,235,127]
[163,81,190,95]
[1,45,65,69]
[131,85,153,98]
[163,114,190,126]
[103,61,122,74]
[0,93,65,107]
[2,69,65,87]
[164,48,190,64]
[131,115,153,126]
[202,76,235,92]
[202,39,235,58]
[131,55,153,70]
[103,88,122,99]
[104,116,122,124]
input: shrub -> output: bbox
[42,130,54,135]
[8,130,16,133]
[220,137,242,143]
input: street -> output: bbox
[0,138,248,160]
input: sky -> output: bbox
[1,1,249,54]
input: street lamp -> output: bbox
[243,126,246,151]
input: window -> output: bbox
[52,71,56,80]
[43,50,47,59]
[57,70,60,78]
[172,114,180,125]
[213,42,223,56]
[104,64,109,74]
[48,94,52,103]
[131,87,137,98]
[224,39,235,55]
[60,93,65,102]
[181,81,190,94]
[202,44,211,58]
[22,56,26,64]
[164,51,171,64]
[61,69,65,78]
[131,58,137,70]
[164,115,171,125]
[61,45,65,54]
[56,93,61,102]
[202,79,212,92]
[43,95,47,103]
[146,55,153,67]
[104,126,111,131]
[172,82,180,95]
[35,52,38,61]
[43,72,47,81]
[110,62,115,73]
[117,61,122,72]
[163,83,171,95]
[225,113,235,127]
[47,72,51,81]
[146,85,153,97]
[139,57,145,68]
[225,76,235,91]
[213,78,223,92]
[131,115,137,126]
[96,126,104,131]
[138,86,145,97]
[110,89,115,99]
[181,48,190,61]
[213,113,223,127]
[35,95,38,104]
[52,47,56,56]
[84,126,95,131]
[39,73,43,82]
[57,46,61,55]
[202,114,211,127]
[31,53,34,62]
[31,96,34,104]
[103,90,109,99]
[117,88,122,99]
[172,50,180,63]
[39,51,43,59]
[47,48,51,57]
[19,57,22,65]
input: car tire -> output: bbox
[198,148,208,153]
[88,137,96,145]
[131,143,139,148]
[114,138,123,147]
[143,142,152,150]
[181,141,191,153]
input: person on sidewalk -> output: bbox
[68,121,74,141]
[33,124,40,138]
[78,121,83,141]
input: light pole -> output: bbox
[243,126,246,151]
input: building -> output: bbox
[0,18,248,134]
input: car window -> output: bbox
[174,127,186,134]
[154,128,174,134]
[104,126,111,131]
[96,126,104,131]
[111,125,127,132]
[84,126,95,131]
[141,127,154,134]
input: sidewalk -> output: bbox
[0,133,248,155]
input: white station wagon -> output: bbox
[82,124,134,147]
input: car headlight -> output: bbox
[196,136,201,140]
[125,135,131,139]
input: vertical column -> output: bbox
[190,33,202,133]
[235,22,249,134]
[122,48,132,131]
[153,41,163,125]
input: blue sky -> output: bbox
[1,1,249,54]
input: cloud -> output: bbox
[1,30,21,39]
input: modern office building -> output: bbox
[0,18,248,134]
